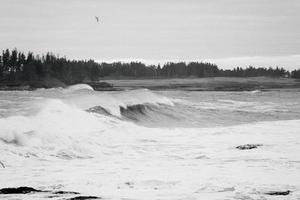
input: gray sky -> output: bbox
[0,0,300,69]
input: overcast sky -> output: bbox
[0,0,300,69]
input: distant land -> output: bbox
[0,48,300,91]
[103,77,300,92]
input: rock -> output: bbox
[124,182,134,188]
[68,196,101,200]
[53,190,80,195]
[265,190,291,196]
[0,187,100,200]
[0,187,41,194]
[236,144,262,150]
[0,187,84,196]
[0,78,66,90]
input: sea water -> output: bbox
[0,84,300,199]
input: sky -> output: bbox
[0,0,300,69]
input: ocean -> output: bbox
[0,83,300,200]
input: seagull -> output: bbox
[95,16,99,23]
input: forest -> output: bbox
[0,49,299,86]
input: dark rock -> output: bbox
[124,182,134,188]
[0,186,88,198]
[0,78,66,91]
[53,190,80,195]
[236,144,262,150]
[68,196,101,200]
[265,190,291,196]
[47,195,60,198]
[0,187,42,194]
[124,182,133,186]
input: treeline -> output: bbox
[291,69,300,79]
[0,49,299,85]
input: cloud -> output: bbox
[96,55,300,71]
[208,55,300,70]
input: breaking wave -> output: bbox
[1,84,300,158]
[0,85,177,158]
[1,84,300,200]
[65,84,94,92]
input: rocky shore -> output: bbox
[0,79,115,91]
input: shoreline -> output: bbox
[1,77,300,91]
[101,77,300,91]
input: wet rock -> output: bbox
[124,182,134,188]
[47,195,60,198]
[0,187,42,194]
[236,144,262,150]
[265,190,291,196]
[0,187,85,197]
[124,181,135,186]
[68,196,101,200]
[53,190,80,195]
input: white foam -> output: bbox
[1,116,300,199]
[0,99,117,151]
[65,84,94,92]
[1,88,300,200]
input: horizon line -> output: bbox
[1,48,300,70]
[95,54,300,70]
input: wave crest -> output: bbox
[65,84,94,92]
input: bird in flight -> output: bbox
[95,16,100,23]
